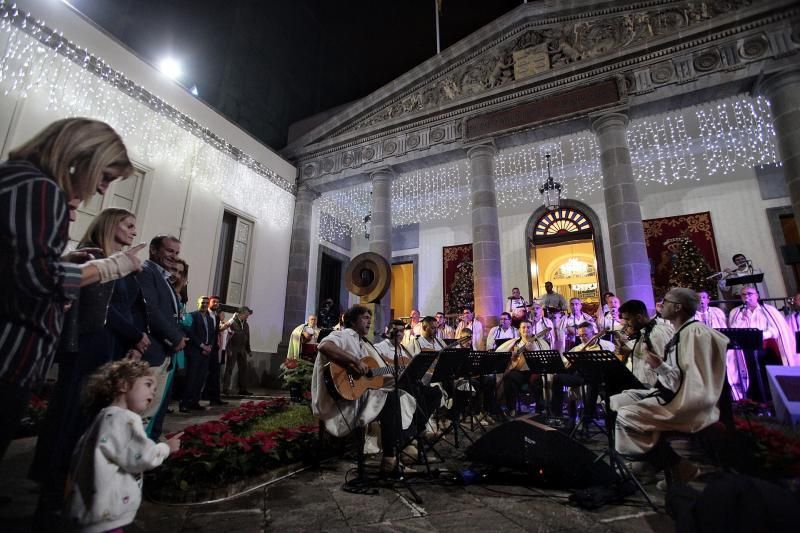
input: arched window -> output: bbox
[533,207,592,238]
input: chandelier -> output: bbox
[559,258,589,278]
[538,153,562,211]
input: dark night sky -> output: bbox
[69,0,524,150]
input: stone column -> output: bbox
[592,113,654,309]
[467,141,503,340]
[278,184,319,355]
[758,68,800,233]
[369,167,393,333]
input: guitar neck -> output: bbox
[370,365,405,377]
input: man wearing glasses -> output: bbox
[611,288,728,487]
[486,312,518,350]
[727,287,795,400]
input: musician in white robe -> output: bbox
[727,287,797,400]
[402,309,423,345]
[529,304,555,347]
[718,253,767,299]
[434,311,455,340]
[456,308,484,350]
[376,320,415,361]
[506,287,527,314]
[497,319,551,415]
[785,292,800,339]
[694,290,727,329]
[486,312,519,350]
[618,300,674,387]
[311,305,416,468]
[556,298,595,352]
[597,296,624,334]
[287,314,320,360]
[406,316,448,356]
[611,288,728,483]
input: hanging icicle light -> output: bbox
[538,154,561,211]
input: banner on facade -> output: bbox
[642,211,721,299]
[443,244,473,314]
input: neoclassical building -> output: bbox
[279,0,800,342]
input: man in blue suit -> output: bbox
[138,234,186,439]
[181,296,215,412]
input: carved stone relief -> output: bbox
[335,0,754,134]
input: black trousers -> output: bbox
[182,349,209,407]
[550,372,599,420]
[0,380,31,462]
[203,348,222,401]
[503,370,530,411]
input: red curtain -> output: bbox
[642,211,721,298]
[443,244,473,314]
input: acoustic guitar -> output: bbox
[322,356,408,402]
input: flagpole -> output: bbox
[434,0,441,54]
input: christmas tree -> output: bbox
[447,260,474,314]
[668,238,717,294]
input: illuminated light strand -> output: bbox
[0,1,293,227]
[318,96,777,238]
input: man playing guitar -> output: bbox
[311,305,417,473]
[496,319,551,416]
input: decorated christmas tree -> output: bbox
[447,260,474,314]
[668,238,717,294]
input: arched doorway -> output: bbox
[525,201,608,317]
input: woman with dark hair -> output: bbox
[30,207,149,524]
[0,118,143,461]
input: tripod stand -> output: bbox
[564,350,657,511]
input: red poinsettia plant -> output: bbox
[147,399,318,494]
[733,400,800,478]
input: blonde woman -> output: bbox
[31,208,150,523]
[0,118,145,463]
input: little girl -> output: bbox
[64,360,182,532]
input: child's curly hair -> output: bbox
[82,359,154,415]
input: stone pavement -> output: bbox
[0,392,682,532]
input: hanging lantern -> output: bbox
[538,153,562,211]
[363,212,372,240]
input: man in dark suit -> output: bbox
[223,306,253,396]
[202,296,227,406]
[180,296,215,412]
[138,234,186,438]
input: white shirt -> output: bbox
[456,319,484,350]
[486,325,518,350]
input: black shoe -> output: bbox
[209,400,228,406]
[238,390,253,396]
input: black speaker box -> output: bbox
[466,416,618,488]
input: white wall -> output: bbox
[4,0,297,353]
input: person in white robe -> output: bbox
[506,287,527,314]
[618,300,674,388]
[556,298,595,352]
[611,288,728,483]
[486,312,519,350]
[694,291,727,329]
[434,311,455,340]
[401,309,423,345]
[727,287,797,400]
[496,319,551,415]
[311,305,416,469]
[718,253,767,299]
[455,308,484,350]
[287,314,320,360]
[597,296,624,335]
[528,303,555,347]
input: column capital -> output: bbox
[369,166,395,181]
[465,140,497,159]
[755,67,800,100]
[296,183,320,201]
[591,112,629,133]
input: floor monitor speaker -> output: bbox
[466,416,617,488]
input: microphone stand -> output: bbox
[391,337,422,503]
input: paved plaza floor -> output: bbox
[1,393,683,532]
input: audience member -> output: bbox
[180,296,215,412]
[223,306,254,396]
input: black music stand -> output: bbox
[563,350,656,511]
[725,273,764,288]
[717,328,765,402]
[521,350,564,419]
